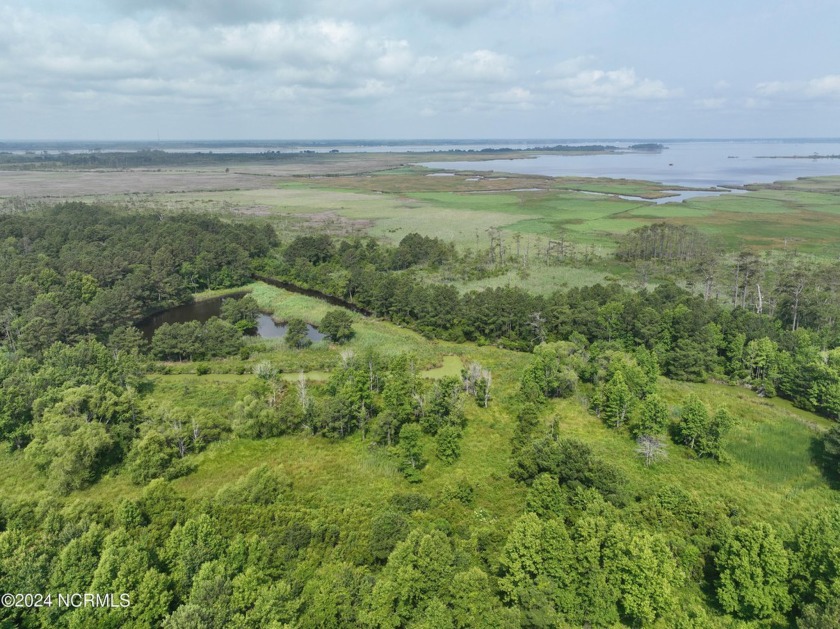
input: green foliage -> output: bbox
[397,423,425,482]
[825,425,840,479]
[421,376,464,435]
[152,317,243,361]
[298,562,372,628]
[525,473,565,519]
[220,295,260,332]
[512,436,628,505]
[285,317,312,349]
[675,395,735,461]
[600,371,635,429]
[790,506,840,608]
[519,342,580,402]
[634,393,669,437]
[511,403,540,452]
[214,464,290,506]
[675,394,710,452]
[126,430,181,485]
[435,425,462,464]
[715,522,792,620]
[362,529,455,628]
[369,511,410,562]
[165,513,224,596]
[320,308,355,343]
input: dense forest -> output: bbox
[2,203,840,628]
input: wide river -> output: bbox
[419,140,840,188]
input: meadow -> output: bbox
[1,282,833,538]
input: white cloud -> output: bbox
[543,63,676,106]
[489,87,534,107]
[450,50,513,82]
[756,75,840,100]
[697,98,726,110]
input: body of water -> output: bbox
[420,139,840,188]
[136,293,324,342]
[6,138,840,188]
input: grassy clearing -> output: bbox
[3,291,829,536]
[421,355,464,379]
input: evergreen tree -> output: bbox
[634,392,669,437]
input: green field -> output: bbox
[1,282,832,537]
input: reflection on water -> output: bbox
[137,294,324,342]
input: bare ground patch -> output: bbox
[0,168,280,198]
[298,210,374,236]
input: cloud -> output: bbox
[696,98,726,110]
[543,63,677,106]
[756,75,840,100]
[489,87,535,108]
[408,0,507,26]
[0,2,684,137]
[450,50,513,82]
[106,0,506,26]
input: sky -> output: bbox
[1,0,839,140]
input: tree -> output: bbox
[450,567,516,629]
[126,430,181,485]
[397,423,425,482]
[421,376,464,435]
[285,318,311,349]
[790,506,840,609]
[675,394,709,452]
[697,407,735,460]
[601,371,634,429]
[824,426,840,479]
[369,511,410,562]
[636,434,668,467]
[610,527,679,626]
[220,295,259,332]
[525,473,565,519]
[320,309,355,343]
[511,403,540,452]
[298,562,372,629]
[715,522,792,620]
[634,393,669,437]
[435,425,462,464]
[362,529,454,628]
[165,513,223,597]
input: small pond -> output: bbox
[137,292,325,342]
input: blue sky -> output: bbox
[1,0,839,140]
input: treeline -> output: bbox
[0,149,330,169]
[619,223,840,336]
[0,203,276,354]
[268,234,840,422]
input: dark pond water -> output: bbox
[136,292,324,342]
